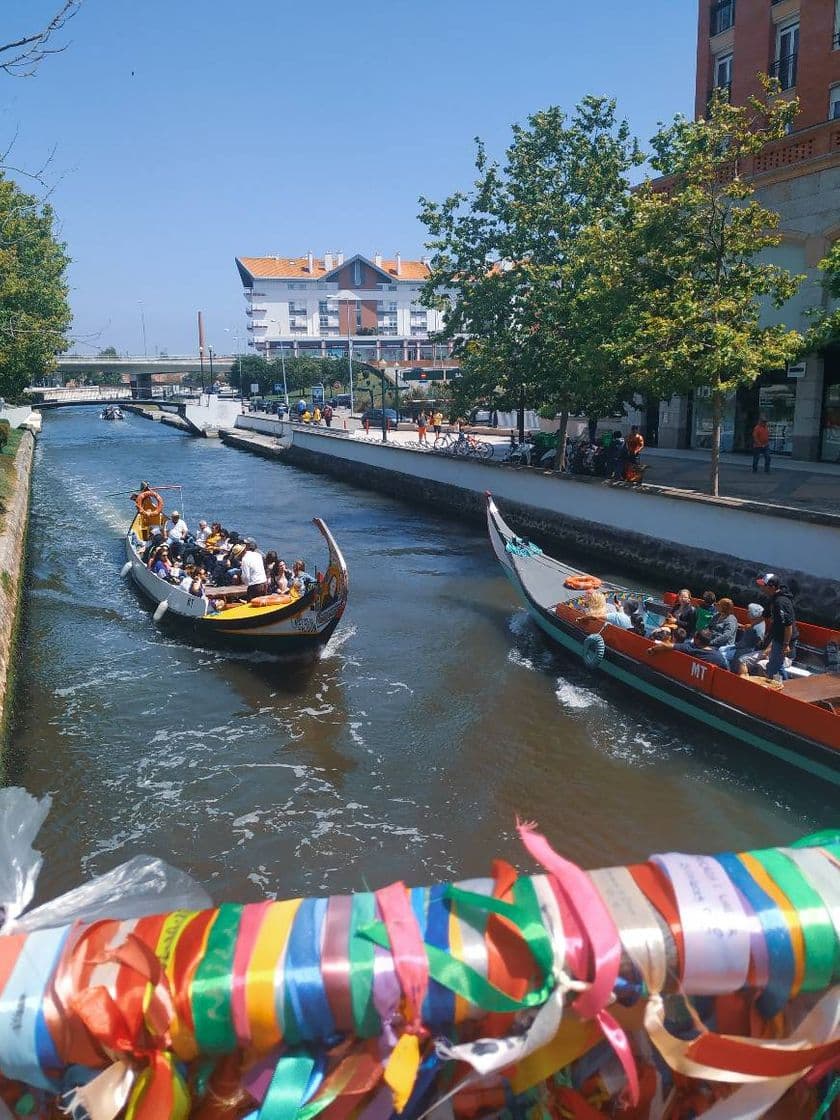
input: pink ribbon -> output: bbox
[517,822,639,1106]
[374,882,429,1030]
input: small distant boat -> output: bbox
[100,405,124,421]
[124,486,348,655]
[487,494,840,783]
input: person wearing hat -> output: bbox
[166,509,190,559]
[240,538,268,601]
[755,573,798,680]
[726,603,766,674]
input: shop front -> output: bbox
[691,370,797,455]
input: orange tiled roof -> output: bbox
[237,255,430,281]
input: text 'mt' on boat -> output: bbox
[487,494,840,783]
[124,485,348,655]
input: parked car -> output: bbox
[469,407,498,426]
[361,408,398,429]
[331,393,352,408]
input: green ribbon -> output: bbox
[791,830,840,851]
[360,878,555,1016]
[812,1075,840,1120]
[190,903,243,1053]
[348,892,380,1038]
[259,1053,315,1120]
[749,850,837,993]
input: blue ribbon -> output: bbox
[284,898,336,1044]
[714,853,795,1018]
[422,885,454,1028]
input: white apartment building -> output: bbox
[235,252,456,365]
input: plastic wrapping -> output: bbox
[0,787,211,933]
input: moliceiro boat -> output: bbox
[487,495,840,783]
[125,486,348,653]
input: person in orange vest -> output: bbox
[626,425,645,459]
[752,415,771,473]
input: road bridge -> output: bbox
[54,355,235,377]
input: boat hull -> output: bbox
[486,497,840,784]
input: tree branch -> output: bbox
[0,1,83,77]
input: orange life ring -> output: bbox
[564,574,602,591]
[248,594,290,608]
[135,489,163,515]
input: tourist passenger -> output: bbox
[166,510,190,559]
[709,598,738,648]
[673,589,697,635]
[291,559,316,596]
[756,573,798,681]
[151,547,173,579]
[752,415,771,474]
[142,525,163,563]
[264,550,279,587]
[694,590,717,632]
[240,539,269,601]
[674,628,729,670]
[584,591,632,629]
[726,603,766,673]
[195,520,210,547]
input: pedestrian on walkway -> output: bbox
[752,415,771,473]
[417,410,429,446]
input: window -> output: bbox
[353,259,362,286]
[288,301,308,333]
[714,52,732,90]
[710,0,734,36]
[772,21,798,91]
[835,0,840,49]
[830,85,840,119]
[318,299,339,334]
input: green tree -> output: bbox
[97,345,119,358]
[580,83,804,495]
[803,239,840,353]
[419,97,643,453]
[0,174,71,399]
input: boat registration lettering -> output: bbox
[690,662,707,682]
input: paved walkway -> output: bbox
[643,448,840,514]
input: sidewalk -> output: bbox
[643,447,840,514]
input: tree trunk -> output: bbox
[554,409,570,473]
[518,384,526,445]
[710,389,722,497]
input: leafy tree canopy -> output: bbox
[0,173,71,400]
[419,96,643,449]
[575,81,804,493]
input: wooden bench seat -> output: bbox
[206,584,245,600]
[781,673,840,705]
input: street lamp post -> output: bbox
[209,346,215,392]
[279,342,289,409]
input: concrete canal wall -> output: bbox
[224,418,840,625]
[0,433,34,744]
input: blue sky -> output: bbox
[2,0,697,355]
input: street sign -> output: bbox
[250,382,260,394]
[273,383,283,393]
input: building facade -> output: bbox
[235,253,456,370]
[657,0,840,460]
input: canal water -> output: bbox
[7,409,835,905]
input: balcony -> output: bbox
[769,51,797,91]
[710,0,734,36]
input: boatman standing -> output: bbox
[240,539,268,601]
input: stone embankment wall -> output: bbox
[225,424,840,626]
[0,433,34,742]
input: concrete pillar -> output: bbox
[791,353,824,461]
[657,395,691,449]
